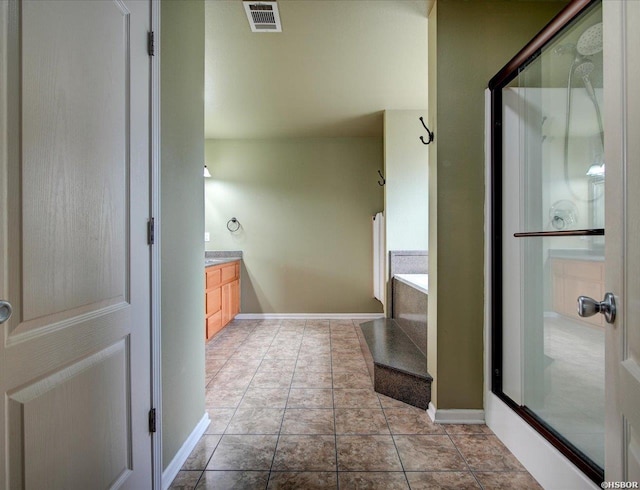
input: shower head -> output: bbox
[574,58,597,103]
[576,22,603,56]
[574,59,594,79]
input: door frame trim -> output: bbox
[150,0,162,487]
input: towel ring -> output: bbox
[227,217,241,232]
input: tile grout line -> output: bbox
[331,319,341,489]
[197,322,259,487]
[446,431,485,490]
[266,319,304,487]
[205,320,279,483]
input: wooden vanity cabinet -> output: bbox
[551,257,604,328]
[205,260,240,340]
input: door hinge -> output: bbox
[149,408,157,433]
[147,217,155,245]
[147,31,155,57]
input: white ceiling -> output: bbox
[204,0,432,139]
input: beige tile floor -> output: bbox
[170,319,541,489]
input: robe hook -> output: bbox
[419,117,434,145]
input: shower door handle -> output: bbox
[577,293,616,324]
[0,300,12,324]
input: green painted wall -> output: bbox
[161,0,205,469]
[204,138,384,314]
[430,0,569,409]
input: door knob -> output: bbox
[0,300,12,324]
[577,292,616,324]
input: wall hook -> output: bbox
[377,170,386,186]
[419,117,434,145]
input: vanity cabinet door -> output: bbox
[551,258,604,327]
[205,261,241,340]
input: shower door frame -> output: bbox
[487,0,603,485]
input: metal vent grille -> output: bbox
[243,1,282,32]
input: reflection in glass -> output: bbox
[500,2,604,469]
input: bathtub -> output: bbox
[393,274,428,295]
[392,274,428,355]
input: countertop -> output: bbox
[205,250,243,269]
[548,248,604,262]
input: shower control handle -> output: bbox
[0,300,12,324]
[577,293,616,324]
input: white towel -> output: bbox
[372,212,385,304]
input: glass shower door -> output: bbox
[493,0,605,479]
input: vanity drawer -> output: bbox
[561,260,603,281]
[221,264,237,283]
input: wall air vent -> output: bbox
[243,1,282,32]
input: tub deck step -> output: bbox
[358,318,432,410]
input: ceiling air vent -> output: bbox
[243,1,282,33]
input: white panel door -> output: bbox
[604,0,640,483]
[0,0,152,488]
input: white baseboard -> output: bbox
[235,313,384,320]
[162,412,210,490]
[485,393,598,490]
[427,402,485,424]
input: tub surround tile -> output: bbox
[393,278,428,354]
[388,250,429,276]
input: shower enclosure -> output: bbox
[489,0,605,483]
